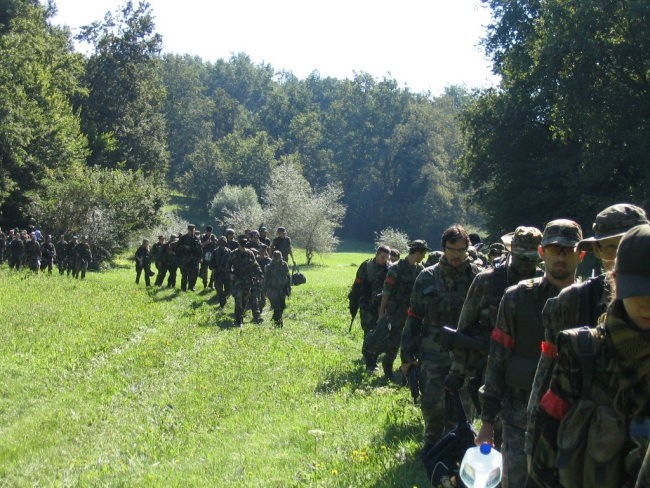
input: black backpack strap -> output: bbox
[576,326,597,400]
[578,276,605,326]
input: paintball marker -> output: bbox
[439,325,489,352]
[406,362,420,404]
[348,305,358,333]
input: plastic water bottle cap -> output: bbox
[480,443,492,455]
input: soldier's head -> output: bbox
[389,248,401,263]
[408,240,430,263]
[71,235,78,242]
[237,235,248,248]
[217,236,227,247]
[59,234,65,241]
[577,203,648,272]
[375,245,391,266]
[169,234,178,242]
[225,228,235,240]
[272,250,282,261]
[259,226,268,238]
[258,243,268,256]
[539,219,584,282]
[276,226,286,237]
[142,238,149,247]
[205,225,213,234]
[158,235,165,243]
[441,224,470,268]
[249,230,259,241]
[614,224,650,330]
[508,226,542,274]
[186,224,196,236]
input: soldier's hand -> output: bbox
[400,362,414,377]
[475,421,495,447]
[444,372,465,393]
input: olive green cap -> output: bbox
[541,219,583,248]
[577,203,648,252]
[615,224,650,299]
[509,226,542,258]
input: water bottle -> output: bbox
[459,443,503,488]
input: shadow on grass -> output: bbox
[315,359,405,395]
[147,286,181,301]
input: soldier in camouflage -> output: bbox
[211,236,231,308]
[445,226,543,413]
[73,235,92,279]
[476,219,584,488]
[55,235,67,275]
[348,245,392,372]
[400,225,481,446]
[377,239,429,380]
[264,250,291,327]
[528,224,650,488]
[228,235,263,327]
[176,224,202,291]
[526,204,648,463]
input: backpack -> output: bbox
[362,317,392,356]
[422,390,475,487]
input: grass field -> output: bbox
[0,252,430,487]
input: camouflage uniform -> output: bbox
[73,239,92,279]
[40,238,56,274]
[380,255,424,378]
[256,252,272,311]
[349,256,390,370]
[271,234,293,262]
[210,241,231,308]
[151,239,165,273]
[526,204,648,458]
[155,237,178,288]
[176,230,202,291]
[8,236,23,270]
[64,238,77,276]
[263,254,291,326]
[135,244,152,286]
[481,276,560,487]
[529,301,650,488]
[400,256,480,444]
[24,238,41,272]
[55,237,67,275]
[228,246,263,326]
[199,238,217,289]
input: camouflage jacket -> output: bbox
[135,246,151,266]
[271,236,292,260]
[75,242,92,262]
[481,276,560,427]
[228,248,263,287]
[400,257,480,364]
[210,247,230,274]
[382,257,424,312]
[151,242,165,262]
[525,274,610,454]
[263,259,290,293]
[348,258,390,312]
[175,234,202,264]
[24,240,41,260]
[450,262,541,377]
[531,301,650,488]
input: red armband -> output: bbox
[407,308,422,320]
[541,340,558,358]
[539,389,569,421]
[385,276,395,286]
[354,277,363,284]
[491,328,515,349]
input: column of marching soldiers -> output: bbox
[347,203,650,488]
[3,204,650,487]
[0,224,295,329]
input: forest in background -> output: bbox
[1,0,648,258]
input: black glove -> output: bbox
[444,372,465,393]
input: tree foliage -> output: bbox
[461,0,650,237]
[211,184,264,233]
[77,0,169,179]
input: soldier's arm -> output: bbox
[400,273,425,364]
[379,267,398,317]
[525,295,563,454]
[348,261,367,309]
[480,289,516,423]
[450,272,485,376]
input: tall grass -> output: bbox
[0,252,429,487]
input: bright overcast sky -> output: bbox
[51,0,500,96]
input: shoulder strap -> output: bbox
[573,326,598,400]
[578,276,605,326]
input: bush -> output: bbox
[374,227,410,253]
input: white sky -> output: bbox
[51,0,500,96]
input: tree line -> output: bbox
[1,0,648,260]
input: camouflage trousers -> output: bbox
[180,261,199,291]
[359,305,379,368]
[382,308,408,376]
[501,419,527,488]
[420,352,452,445]
[213,274,230,307]
[233,284,260,324]
[267,290,287,323]
[73,258,88,279]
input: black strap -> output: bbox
[576,326,596,400]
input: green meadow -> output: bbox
[0,252,429,487]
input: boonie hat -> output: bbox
[408,239,431,253]
[225,228,235,235]
[577,203,648,252]
[615,224,650,299]
[509,226,542,258]
[541,219,583,248]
